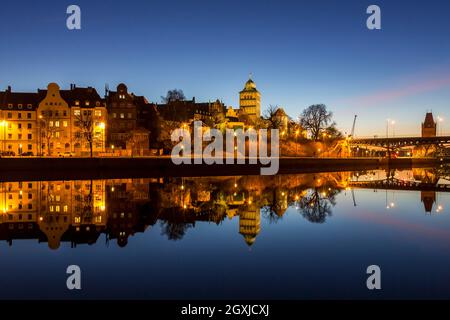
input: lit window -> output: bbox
[74,110,81,116]
[75,101,80,106]
[49,121,54,127]
[63,121,68,127]
[63,205,68,212]
[95,110,102,116]
[85,101,90,106]
[120,113,125,119]
[113,113,117,118]
[74,216,81,223]
[55,205,60,212]
[50,206,54,212]
[55,132,60,138]
[55,121,60,127]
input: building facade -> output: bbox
[239,78,261,123]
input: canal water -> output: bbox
[1,167,450,299]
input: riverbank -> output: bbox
[0,157,445,181]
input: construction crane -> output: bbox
[350,115,357,138]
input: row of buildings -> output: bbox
[0,78,272,156]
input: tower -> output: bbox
[239,77,261,122]
[422,112,437,137]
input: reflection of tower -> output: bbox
[421,191,436,213]
[238,203,261,246]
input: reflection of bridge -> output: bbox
[349,178,450,192]
[350,136,450,149]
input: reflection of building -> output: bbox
[421,191,436,213]
[0,180,106,249]
[422,112,437,137]
[239,78,261,123]
[238,203,261,246]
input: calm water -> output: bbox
[1,167,450,299]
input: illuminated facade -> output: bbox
[0,83,107,156]
[239,78,261,123]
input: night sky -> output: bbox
[1,0,450,136]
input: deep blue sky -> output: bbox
[1,0,450,136]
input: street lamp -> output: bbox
[19,143,22,157]
[437,116,444,136]
[111,144,114,156]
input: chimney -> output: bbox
[6,86,11,92]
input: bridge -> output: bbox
[349,136,450,149]
[349,178,450,192]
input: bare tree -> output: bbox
[74,111,97,158]
[299,104,334,140]
[39,116,57,156]
[161,89,186,103]
[263,105,282,129]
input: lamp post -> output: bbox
[19,143,22,157]
[438,116,444,136]
[111,144,114,156]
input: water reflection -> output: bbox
[0,166,449,249]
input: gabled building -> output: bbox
[106,83,150,153]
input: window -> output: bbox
[27,134,32,140]
[63,205,68,212]
[49,121,54,127]
[55,111,59,117]
[63,121,68,127]
[95,110,102,116]
[8,194,12,199]
[27,112,32,119]
[74,110,81,116]
[63,111,67,117]
[55,205,60,212]
[7,112,12,118]
[18,104,22,109]
[75,101,80,106]
[85,101,90,106]
[28,193,32,199]
[18,113,22,119]
[18,123,22,129]
[27,144,32,150]
[120,113,125,119]
[18,134,22,140]
[55,121,60,127]
[55,195,60,201]
[7,134,12,139]
[28,183,32,188]
[27,123,32,129]
[113,113,117,118]
[127,113,132,119]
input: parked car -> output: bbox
[21,152,34,157]
[58,152,75,157]
[1,151,16,157]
